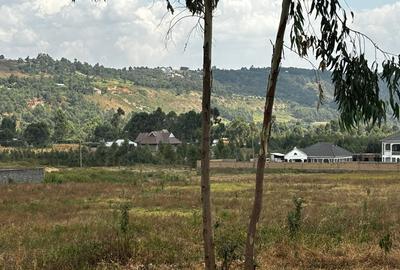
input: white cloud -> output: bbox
[33,0,71,17]
[353,2,400,57]
[0,0,399,69]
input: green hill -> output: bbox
[0,54,339,139]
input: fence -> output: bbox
[197,160,400,172]
[0,168,44,184]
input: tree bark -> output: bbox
[244,1,291,269]
[201,0,216,269]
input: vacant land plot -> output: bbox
[0,167,399,269]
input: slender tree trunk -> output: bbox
[79,140,83,168]
[244,1,291,269]
[201,0,216,269]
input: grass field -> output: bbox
[0,166,399,269]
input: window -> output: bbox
[385,144,391,151]
[393,144,400,152]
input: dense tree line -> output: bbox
[0,142,200,168]
[1,107,398,160]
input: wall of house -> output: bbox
[284,148,307,162]
[0,168,44,184]
[382,142,400,162]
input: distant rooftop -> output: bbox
[382,132,400,142]
[135,130,181,145]
[301,142,353,158]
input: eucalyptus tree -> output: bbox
[165,1,218,269]
[71,0,218,267]
[244,0,400,269]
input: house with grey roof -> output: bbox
[135,129,181,151]
[381,133,400,163]
[285,142,353,163]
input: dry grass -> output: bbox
[0,167,399,269]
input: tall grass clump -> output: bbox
[287,197,303,240]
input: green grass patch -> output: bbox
[44,168,189,184]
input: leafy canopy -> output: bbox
[288,0,400,129]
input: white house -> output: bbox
[284,143,353,163]
[105,139,137,148]
[381,133,400,163]
[284,147,308,162]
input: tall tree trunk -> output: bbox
[201,0,216,269]
[244,1,291,269]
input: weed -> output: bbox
[44,174,63,184]
[379,233,392,255]
[119,203,130,234]
[215,223,245,270]
[287,197,304,239]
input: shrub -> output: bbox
[215,220,245,270]
[379,233,392,255]
[119,203,130,234]
[287,197,304,239]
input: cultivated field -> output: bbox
[0,166,399,269]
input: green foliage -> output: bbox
[44,174,63,184]
[123,108,203,143]
[93,123,118,142]
[119,203,130,234]
[23,122,50,147]
[0,53,398,147]
[158,143,177,164]
[214,217,245,270]
[379,233,392,255]
[111,107,125,130]
[289,0,400,128]
[52,109,70,142]
[0,116,17,143]
[0,71,103,140]
[287,197,303,239]
[0,54,345,137]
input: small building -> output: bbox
[284,147,307,162]
[270,152,285,162]
[135,129,181,151]
[381,133,400,163]
[285,142,353,163]
[105,139,137,148]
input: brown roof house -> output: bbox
[135,129,182,151]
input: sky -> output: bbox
[0,0,399,69]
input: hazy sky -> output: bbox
[1,0,399,69]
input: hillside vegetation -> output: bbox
[0,54,339,138]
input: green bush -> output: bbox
[287,197,304,239]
